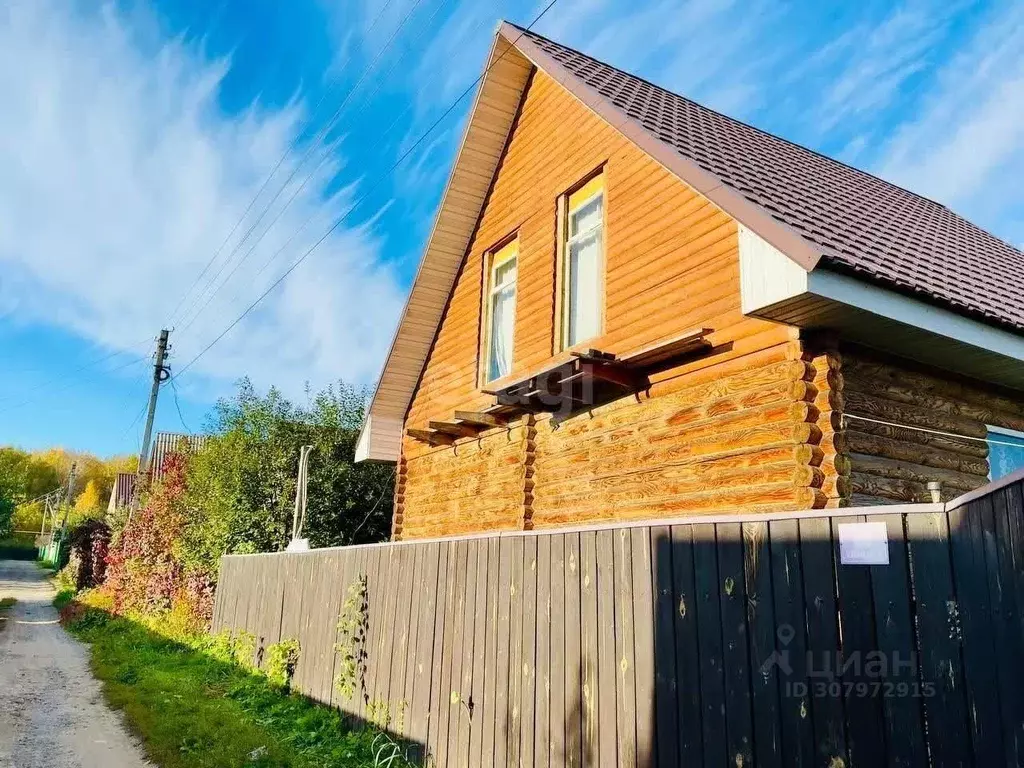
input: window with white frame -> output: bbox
[562,174,604,348]
[483,240,518,382]
[987,425,1024,481]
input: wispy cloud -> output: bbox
[0,0,404,399]
[875,1,1024,235]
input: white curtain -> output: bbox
[488,258,516,380]
[568,196,602,346]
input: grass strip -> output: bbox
[60,592,417,768]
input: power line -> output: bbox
[0,349,150,416]
[168,0,418,332]
[171,2,562,381]
[174,0,452,336]
[170,377,192,434]
[164,0,400,330]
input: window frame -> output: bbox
[555,171,607,353]
[479,236,519,386]
[985,424,1024,481]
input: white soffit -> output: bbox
[739,227,1024,384]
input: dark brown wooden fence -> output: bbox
[213,471,1024,767]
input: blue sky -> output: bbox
[1,0,1022,457]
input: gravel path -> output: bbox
[0,559,151,768]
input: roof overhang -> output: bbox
[740,225,1024,390]
[356,29,534,461]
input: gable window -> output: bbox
[561,173,605,349]
[987,425,1024,481]
[483,239,518,382]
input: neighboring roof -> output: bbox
[149,432,208,480]
[107,472,137,512]
[356,20,1024,462]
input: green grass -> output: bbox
[60,595,419,768]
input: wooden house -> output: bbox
[356,23,1024,540]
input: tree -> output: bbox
[70,479,104,524]
[177,379,394,574]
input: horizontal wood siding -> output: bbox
[402,68,799,537]
[840,344,1024,505]
[214,482,1024,767]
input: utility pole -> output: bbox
[138,329,171,479]
[56,461,78,530]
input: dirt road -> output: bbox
[0,559,151,768]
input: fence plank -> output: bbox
[454,541,479,768]
[832,516,887,766]
[904,511,972,768]
[693,522,726,765]
[520,537,539,768]
[312,554,339,705]
[481,538,502,767]
[982,492,1024,767]
[535,536,552,768]
[564,532,584,768]
[669,524,703,766]
[359,547,383,723]
[393,545,418,733]
[548,535,567,768]
[470,539,492,768]
[798,516,848,766]
[493,537,514,768]
[630,528,656,767]
[996,483,1024,762]
[595,530,618,768]
[868,513,928,768]
[293,554,320,695]
[376,545,403,720]
[948,501,1006,765]
[718,522,754,768]
[435,541,463,768]
[767,519,815,768]
[450,541,475,768]
[579,530,599,768]
[507,536,526,768]
[743,521,782,768]
[613,529,637,768]
[398,545,424,738]
[410,543,440,752]
[425,542,451,763]
[651,526,679,768]
[315,555,345,706]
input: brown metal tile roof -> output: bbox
[514,25,1024,332]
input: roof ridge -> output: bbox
[504,20,952,212]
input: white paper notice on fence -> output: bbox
[838,522,889,565]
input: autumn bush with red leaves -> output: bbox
[103,450,215,631]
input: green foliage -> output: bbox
[61,594,419,767]
[335,574,369,701]
[265,638,301,689]
[177,379,393,575]
[0,532,36,560]
[0,597,16,609]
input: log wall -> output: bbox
[840,344,1024,505]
